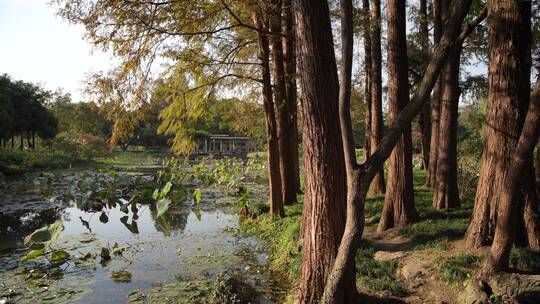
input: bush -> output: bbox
[78,133,109,159]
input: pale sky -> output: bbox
[0,0,111,101]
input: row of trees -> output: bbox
[0,75,58,149]
[53,0,540,303]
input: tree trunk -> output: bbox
[293,0,347,302]
[480,77,540,277]
[378,0,417,232]
[11,136,14,149]
[535,142,540,191]
[465,0,531,249]
[522,163,540,249]
[433,0,461,210]
[363,0,372,162]
[253,13,284,217]
[368,0,386,195]
[283,0,301,195]
[32,132,35,149]
[426,0,443,187]
[20,135,23,150]
[418,0,431,170]
[322,1,472,300]
[270,0,297,206]
[432,43,460,209]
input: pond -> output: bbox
[0,156,271,303]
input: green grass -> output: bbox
[96,149,170,165]
[355,241,407,297]
[509,248,540,272]
[363,168,474,249]
[437,254,481,283]
[239,202,303,302]
[0,147,91,175]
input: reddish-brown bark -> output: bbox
[368,0,386,194]
[480,77,540,277]
[426,0,442,187]
[465,0,531,249]
[253,13,284,217]
[378,0,417,232]
[293,0,347,302]
[433,1,461,210]
[269,0,297,206]
[282,0,301,195]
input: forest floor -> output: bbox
[242,170,540,304]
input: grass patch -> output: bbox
[437,254,481,283]
[0,147,92,175]
[509,248,540,272]
[239,202,303,302]
[96,149,169,165]
[356,242,407,297]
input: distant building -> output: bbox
[194,134,254,157]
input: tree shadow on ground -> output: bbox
[357,292,407,304]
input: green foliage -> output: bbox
[438,254,481,283]
[22,221,65,262]
[355,242,407,297]
[47,250,71,267]
[0,74,58,143]
[509,248,540,272]
[193,188,202,204]
[24,221,64,249]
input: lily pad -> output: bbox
[111,270,132,283]
[48,250,70,266]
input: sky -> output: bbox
[0,0,111,102]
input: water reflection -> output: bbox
[0,167,269,303]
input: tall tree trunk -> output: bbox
[368,0,386,194]
[535,142,540,191]
[293,0,347,302]
[270,0,297,206]
[32,132,35,149]
[322,1,473,300]
[426,0,443,187]
[321,0,360,302]
[465,0,531,249]
[522,163,540,249]
[432,43,461,210]
[11,135,14,149]
[283,0,301,195]
[480,77,540,277]
[363,0,372,162]
[418,0,431,170]
[534,141,540,189]
[378,0,417,232]
[433,1,461,210]
[253,13,284,217]
[20,135,23,150]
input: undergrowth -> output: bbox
[436,254,481,284]
[355,241,407,297]
[509,247,540,272]
[239,201,302,303]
